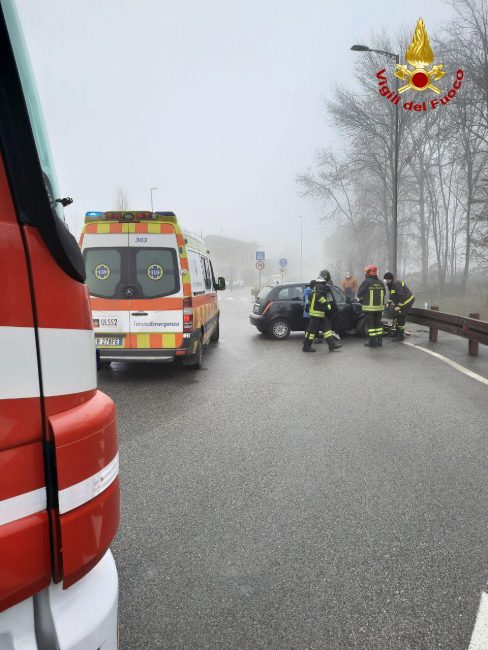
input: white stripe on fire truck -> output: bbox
[0,326,40,399]
[58,452,119,515]
[38,328,97,397]
[0,327,97,400]
[0,487,47,526]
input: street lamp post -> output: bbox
[150,187,158,213]
[297,216,303,281]
[351,45,399,276]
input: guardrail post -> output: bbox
[469,313,480,356]
[429,306,439,342]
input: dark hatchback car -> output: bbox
[249,282,367,339]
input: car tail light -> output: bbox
[262,301,273,315]
[183,297,193,333]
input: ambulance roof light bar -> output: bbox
[84,210,177,224]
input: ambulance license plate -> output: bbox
[96,337,123,346]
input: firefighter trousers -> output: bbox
[396,300,414,332]
[304,316,333,344]
[365,311,383,339]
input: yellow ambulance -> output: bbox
[80,211,225,367]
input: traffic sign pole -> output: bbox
[255,260,265,290]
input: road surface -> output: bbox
[100,289,488,649]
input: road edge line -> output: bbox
[469,591,488,649]
[404,342,488,387]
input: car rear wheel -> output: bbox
[269,318,290,340]
[356,316,368,338]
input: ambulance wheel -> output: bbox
[210,319,219,342]
[269,318,290,340]
[184,340,204,369]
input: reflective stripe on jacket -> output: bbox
[309,283,332,318]
[389,280,414,308]
[357,277,385,312]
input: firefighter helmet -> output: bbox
[364,265,378,277]
[318,269,331,282]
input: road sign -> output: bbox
[256,261,265,270]
[279,258,288,267]
[256,251,265,261]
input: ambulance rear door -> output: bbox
[127,226,184,350]
[83,228,131,350]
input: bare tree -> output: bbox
[115,188,130,210]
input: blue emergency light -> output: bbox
[85,211,104,218]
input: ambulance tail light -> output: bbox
[183,297,193,333]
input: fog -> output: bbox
[15,0,458,283]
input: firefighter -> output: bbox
[357,265,385,348]
[383,272,415,341]
[303,270,342,353]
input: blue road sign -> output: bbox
[256,251,265,261]
[279,258,288,267]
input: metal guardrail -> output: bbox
[407,306,488,356]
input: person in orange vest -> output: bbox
[342,272,358,298]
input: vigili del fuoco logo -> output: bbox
[376,18,464,112]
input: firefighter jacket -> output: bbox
[357,276,386,312]
[388,280,414,309]
[309,282,333,318]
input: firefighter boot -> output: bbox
[377,334,383,347]
[391,331,405,342]
[327,337,342,352]
[302,338,316,352]
[364,337,378,348]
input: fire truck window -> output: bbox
[84,249,122,298]
[133,248,179,298]
[3,0,64,222]
[1,0,86,281]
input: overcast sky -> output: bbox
[16,0,455,276]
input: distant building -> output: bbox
[206,234,258,286]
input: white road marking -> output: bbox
[469,591,488,649]
[404,342,488,387]
[226,297,235,301]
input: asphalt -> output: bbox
[100,289,488,649]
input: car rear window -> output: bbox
[275,286,303,301]
[257,286,273,302]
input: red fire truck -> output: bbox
[0,1,119,647]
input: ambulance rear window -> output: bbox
[134,248,179,298]
[84,248,122,298]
